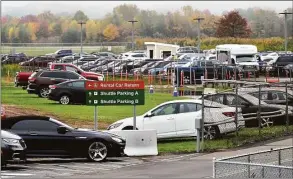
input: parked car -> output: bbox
[48,79,88,105]
[14,71,33,88]
[19,56,56,67]
[1,105,6,120]
[81,58,113,71]
[1,130,27,166]
[2,53,28,64]
[48,63,104,81]
[45,49,73,58]
[202,92,293,127]
[238,88,293,106]
[27,70,85,98]
[15,63,104,88]
[108,99,244,140]
[267,54,293,76]
[92,52,118,59]
[2,116,125,162]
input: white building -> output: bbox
[144,42,180,59]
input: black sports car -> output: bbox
[2,116,126,162]
[1,130,27,166]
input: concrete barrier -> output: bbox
[107,129,158,156]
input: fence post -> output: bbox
[278,67,280,82]
[235,83,239,139]
[278,149,281,178]
[213,157,216,178]
[201,92,205,152]
[247,155,251,178]
[286,82,289,133]
[258,84,262,136]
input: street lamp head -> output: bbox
[128,20,138,23]
[78,21,86,25]
[193,17,205,21]
[279,10,293,15]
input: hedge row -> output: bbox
[135,37,293,52]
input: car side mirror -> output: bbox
[57,126,69,134]
[145,112,154,118]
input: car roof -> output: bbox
[159,99,227,107]
[2,115,50,128]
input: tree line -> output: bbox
[1,4,292,43]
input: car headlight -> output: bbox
[2,138,20,145]
[111,137,123,143]
[108,122,123,130]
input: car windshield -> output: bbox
[49,118,74,130]
[236,55,256,62]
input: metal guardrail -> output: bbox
[213,146,293,178]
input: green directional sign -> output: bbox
[85,81,145,106]
[86,89,145,106]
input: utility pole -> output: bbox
[193,17,205,53]
[128,19,138,51]
[279,10,292,53]
[78,21,86,54]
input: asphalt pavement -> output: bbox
[1,137,292,178]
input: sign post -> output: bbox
[85,81,145,130]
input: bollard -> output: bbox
[167,70,170,86]
[180,70,184,87]
[106,71,109,81]
[149,85,154,94]
[159,71,162,85]
[173,87,178,97]
[136,72,139,81]
[148,71,151,85]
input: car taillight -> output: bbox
[29,77,36,82]
[222,112,235,117]
[49,85,57,89]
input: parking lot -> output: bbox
[1,157,145,178]
[1,154,206,178]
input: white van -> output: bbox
[215,44,259,72]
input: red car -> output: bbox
[15,63,104,88]
[1,106,6,120]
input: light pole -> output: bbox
[78,21,86,54]
[279,10,292,53]
[128,19,138,51]
[128,19,138,130]
[193,17,205,53]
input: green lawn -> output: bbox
[2,80,292,154]
[158,125,293,153]
[1,81,184,124]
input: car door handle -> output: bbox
[167,118,175,120]
[29,133,38,136]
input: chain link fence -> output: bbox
[213,146,293,178]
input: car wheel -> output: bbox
[87,141,108,162]
[203,126,219,140]
[38,87,50,98]
[261,117,274,128]
[59,95,70,105]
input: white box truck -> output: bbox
[215,44,260,77]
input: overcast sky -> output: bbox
[2,1,292,18]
